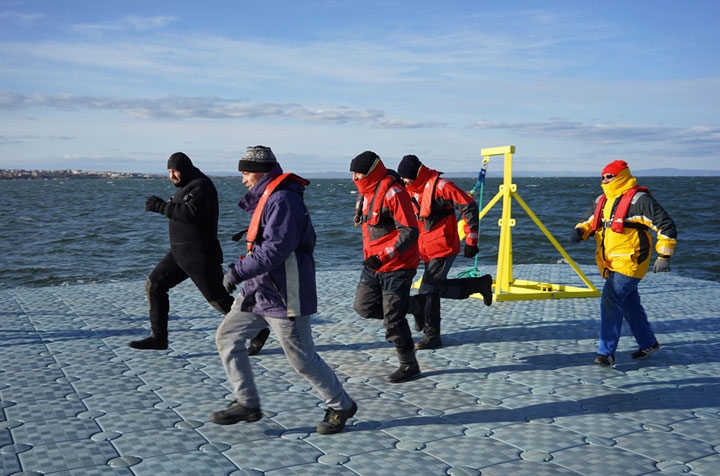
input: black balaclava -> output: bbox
[167,152,200,187]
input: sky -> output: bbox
[1,0,719,176]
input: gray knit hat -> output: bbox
[238,145,278,173]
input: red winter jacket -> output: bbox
[405,166,478,262]
[353,160,419,272]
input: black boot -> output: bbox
[475,274,493,306]
[415,335,442,350]
[209,400,262,425]
[387,349,421,383]
[448,274,493,305]
[415,295,442,350]
[128,332,168,350]
[247,328,270,356]
[407,294,427,331]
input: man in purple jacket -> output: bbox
[211,145,357,435]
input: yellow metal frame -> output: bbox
[478,145,600,302]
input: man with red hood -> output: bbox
[571,160,677,367]
[350,151,421,383]
[397,155,493,350]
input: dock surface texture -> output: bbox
[2,264,720,476]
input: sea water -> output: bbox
[1,176,718,289]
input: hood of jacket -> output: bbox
[404,165,440,194]
[354,159,390,195]
[601,167,637,200]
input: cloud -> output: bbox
[0,10,618,92]
[0,91,445,128]
[69,15,178,34]
[471,120,720,152]
[470,120,720,160]
[0,10,44,24]
[471,120,675,143]
[0,134,73,145]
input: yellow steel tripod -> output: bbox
[478,145,600,302]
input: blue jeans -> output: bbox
[597,271,657,357]
[215,298,353,411]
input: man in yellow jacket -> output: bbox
[571,160,677,367]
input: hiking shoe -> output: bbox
[594,354,615,367]
[209,400,262,425]
[631,341,660,360]
[386,364,421,383]
[128,333,168,350]
[316,401,358,435]
[248,327,270,356]
[415,335,442,350]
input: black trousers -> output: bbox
[353,267,417,353]
[146,251,234,335]
[413,256,455,336]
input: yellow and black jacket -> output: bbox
[575,168,677,279]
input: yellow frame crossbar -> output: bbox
[477,145,600,302]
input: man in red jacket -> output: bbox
[350,151,422,383]
[397,154,493,350]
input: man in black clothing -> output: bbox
[129,152,269,354]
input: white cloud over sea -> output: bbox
[1,1,719,175]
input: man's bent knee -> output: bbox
[354,284,383,319]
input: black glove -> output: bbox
[363,255,382,271]
[223,264,242,293]
[223,273,237,294]
[145,195,167,214]
[653,257,670,273]
[570,228,584,243]
[231,229,248,242]
[464,243,479,258]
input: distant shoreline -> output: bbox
[2,168,719,180]
[0,169,163,180]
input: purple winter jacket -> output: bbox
[231,165,318,318]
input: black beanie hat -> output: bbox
[350,151,380,174]
[397,154,422,179]
[167,152,193,172]
[238,145,278,173]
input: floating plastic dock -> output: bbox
[2,265,719,475]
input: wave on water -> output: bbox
[2,176,718,288]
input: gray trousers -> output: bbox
[215,299,353,411]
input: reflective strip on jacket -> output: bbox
[575,168,677,279]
